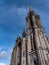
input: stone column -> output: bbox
[38,31,48,65]
[32,15,46,65]
[42,32,49,65]
[10,47,16,65]
[15,46,20,65]
[30,31,34,51]
[26,17,32,65]
[15,47,18,65]
[36,16,47,49]
[21,37,26,65]
[15,38,21,65]
[36,17,49,64]
[43,33,49,51]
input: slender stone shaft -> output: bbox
[21,37,26,65]
[26,17,32,65]
[10,47,16,65]
[32,15,46,65]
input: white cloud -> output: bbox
[0,63,6,65]
[0,47,12,59]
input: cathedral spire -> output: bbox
[10,7,49,65]
[28,6,36,16]
[29,6,33,11]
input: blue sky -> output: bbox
[0,0,49,65]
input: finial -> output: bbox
[22,29,26,37]
[28,6,36,16]
[15,36,21,44]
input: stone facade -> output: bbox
[10,7,49,65]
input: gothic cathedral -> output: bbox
[10,7,49,65]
